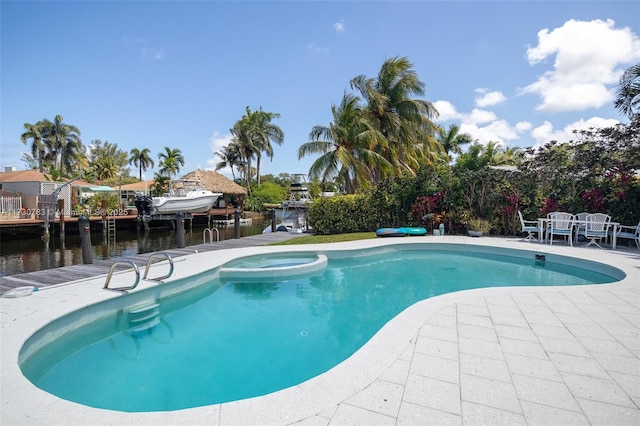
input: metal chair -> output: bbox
[517,211,541,242]
[614,222,640,248]
[548,212,574,246]
[583,213,611,248]
[574,212,589,242]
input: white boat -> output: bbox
[135,179,221,218]
[282,182,313,209]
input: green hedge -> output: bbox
[307,194,379,235]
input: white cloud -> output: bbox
[154,49,165,60]
[460,119,522,147]
[530,116,620,148]
[474,88,506,107]
[467,108,497,125]
[334,20,345,34]
[515,121,533,132]
[521,19,640,112]
[433,100,460,121]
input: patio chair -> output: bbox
[614,222,640,248]
[574,212,589,242]
[583,213,611,248]
[548,212,574,246]
[518,211,541,242]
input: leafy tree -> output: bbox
[20,115,84,177]
[87,140,130,181]
[298,92,388,193]
[215,142,243,181]
[614,63,640,119]
[157,147,185,178]
[43,115,83,175]
[129,148,155,180]
[229,107,284,190]
[436,124,473,162]
[20,121,48,172]
[151,172,169,196]
[350,56,440,180]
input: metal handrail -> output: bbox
[143,252,174,281]
[203,227,219,244]
[103,261,141,291]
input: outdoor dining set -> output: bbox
[518,211,640,250]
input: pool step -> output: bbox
[127,302,160,333]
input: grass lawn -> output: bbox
[270,232,377,245]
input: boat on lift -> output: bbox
[135,179,222,220]
[263,177,313,233]
[282,181,313,209]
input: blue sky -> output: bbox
[2,1,639,180]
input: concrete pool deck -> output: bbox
[1,236,638,425]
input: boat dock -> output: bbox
[0,232,306,293]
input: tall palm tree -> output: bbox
[229,119,258,189]
[614,63,640,119]
[215,142,242,181]
[350,56,439,180]
[436,124,473,161]
[20,121,47,172]
[230,106,284,189]
[129,148,155,180]
[246,107,284,185]
[157,147,185,179]
[298,93,388,194]
[43,115,82,175]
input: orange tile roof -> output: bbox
[0,170,52,183]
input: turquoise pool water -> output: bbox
[20,246,620,412]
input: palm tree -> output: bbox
[229,106,284,190]
[298,93,388,194]
[614,63,640,119]
[494,146,525,166]
[350,56,439,180]
[157,147,185,179]
[436,124,473,161]
[229,120,258,189]
[152,172,169,196]
[43,115,82,175]
[129,148,155,180]
[246,107,284,185]
[215,142,242,181]
[20,121,47,172]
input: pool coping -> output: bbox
[1,236,639,425]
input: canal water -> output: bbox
[0,218,268,277]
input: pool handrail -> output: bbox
[103,261,141,291]
[142,252,174,281]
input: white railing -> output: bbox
[0,196,22,214]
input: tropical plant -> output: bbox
[214,142,243,181]
[436,124,473,161]
[467,218,492,233]
[350,56,440,180]
[129,148,155,180]
[151,172,169,196]
[20,121,48,172]
[229,107,284,190]
[298,92,388,193]
[157,147,185,179]
[614,62,640,119]
[43,115,83,175]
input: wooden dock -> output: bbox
[0,232,307,293]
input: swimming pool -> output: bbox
[19,244,623,412]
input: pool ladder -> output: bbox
[103,252,174,291]
[203,227,219,244]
